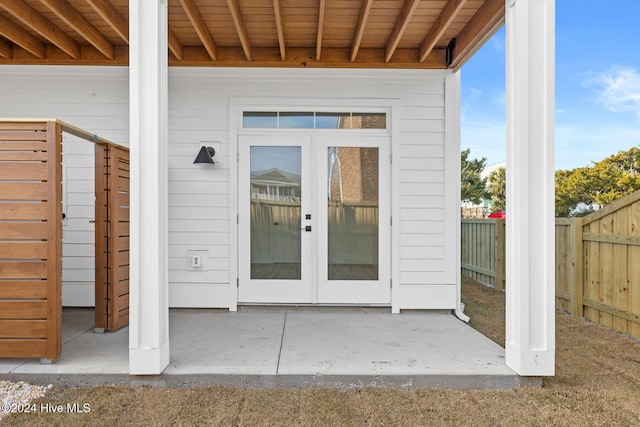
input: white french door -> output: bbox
[238,133,390,305]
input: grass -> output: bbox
[4,278,640,426]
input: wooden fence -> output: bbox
[461,219,505,291]
[95,143,130,332]
[0,120,62,361]
[462,191,640,339]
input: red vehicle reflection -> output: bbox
[487,210,505,219]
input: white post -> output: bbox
[128,0,170,374]
[505,0,555,376]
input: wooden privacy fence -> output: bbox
[556,191,640,339]
[0,120,62,361]
[95,143,130,332]
[462,191,640,339]
[461,219,505,291]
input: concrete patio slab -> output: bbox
[278,310,512,376]
[0,308,540,389]
[165,310,285,375]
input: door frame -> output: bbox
[229,97,400,309]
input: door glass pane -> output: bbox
[327,147,379,280]
[250,146,302,279]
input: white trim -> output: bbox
[231,96,396,307]
[505,0,555,376]
[128,0,170,375]
[445,70,469,322]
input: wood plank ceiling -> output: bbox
[0,0,504,69]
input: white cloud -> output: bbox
[469,88,482,100]
[585,66,640,118]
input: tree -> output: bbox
[555,146,640,217]
[461,148,490,204]
[487,166,506,210]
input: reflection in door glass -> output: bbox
[250,146,302,279]
[327,147,379,280]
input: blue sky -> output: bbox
[461,1,640,171]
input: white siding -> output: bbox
[0,66,459,310]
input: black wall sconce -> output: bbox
[194,146,216,164]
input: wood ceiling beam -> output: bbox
[419,0,468,63]
[351,0,373,62]
[0,0,80,58]
[226,0,252,61]
[168,27,183,61]
[0,37,13,59]
[385,0,420,63]
[179,0,217,61]
[316,0,326,61]
[0,14,46,58]
[40,0,114,59]
[449,0,504,69]
[86,0,128,44]
[273,0,285,61]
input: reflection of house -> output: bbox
[329,148,378,203]
[251,168,301,201]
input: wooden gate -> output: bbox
[95,144,130,331]
[0,121,62,361]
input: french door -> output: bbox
[238,133,390,304]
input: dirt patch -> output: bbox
[3,278,640,426]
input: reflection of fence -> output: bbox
[251,199,301,264]
[249,199,378,265]
[328,202,378,265]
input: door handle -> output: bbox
[301,225,312,232]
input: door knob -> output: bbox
[300,225,312,232]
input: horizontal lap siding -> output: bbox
[0,66,452,308]
[399,79,446,285]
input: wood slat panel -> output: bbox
[116,221,129,236]
[0,242,48,259]
[0,261,48,279]
[117,191,130,206]
[0,202,47,220]
[0,340,48,358]
[0,151,48,161]
[0,122,47,131]
[0,280,48,298]
[0,183,49,200]
[0,320,47,338]
[116,250,129,266]
[0,131,47,141]
[115,278,129,295]
[0,162,48,180]
[0,300,48,318]
[0,222,49,239]
[0,141,48,151]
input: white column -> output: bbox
[128,0,170,374]
[505,0,555,376]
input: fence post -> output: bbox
[495,218,506,291]
[570,217,583,318]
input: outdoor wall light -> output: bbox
[194,146,216,164]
